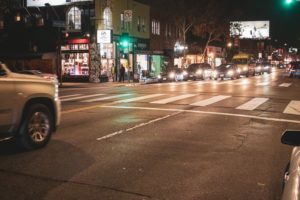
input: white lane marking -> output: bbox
[284,101,300,115]
[151,94,197,104]
[236,98,269,111]
[60,94,81,99]
[97,113,179,141]
[114,94,165,103]
[256,82,269,86]
[101,105,300,124]
[81,94,132,103]
[62,94,105,102]
[279,83,292,87]
[190,95,231,107]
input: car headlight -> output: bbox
[213,71,218,76]
[157,75,162,79]
[183,71,188,76]
[237,69,241,73]
[265,66,269,69]
[243,67,248,71]
[196,70,203,75]
[169,72,175,78]
[227,70,233,75]
[257,66,262,70]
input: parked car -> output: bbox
[288,62,300,78]
[213,64,240,80]
[186,63,213,80]
[281,130,300,200]
[0,63,61,149]
[18,70,57,81]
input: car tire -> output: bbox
[17,104,53,150]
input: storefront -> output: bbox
[100,42,115,79]
[61,38,90,81]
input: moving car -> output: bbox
[186,63,213,80]
[0,63,61,149]
[158,68,188,82]
[281,130,300,200]
[255,62,272,75]
[288,62,300,78]
[18,70,58,81]
[213,64,240,80]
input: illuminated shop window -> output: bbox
[67,6,81,31]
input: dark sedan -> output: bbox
[288,62,300,78]
[186,63,213,80]
[213,64,240,80]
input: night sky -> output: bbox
[229,0,300,48]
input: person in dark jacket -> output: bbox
[119,64,125,82]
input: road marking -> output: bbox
[279,83,292,87]
[114,94,165,103]
[151,94,197,104]
[190,95,231,107]
[60,94,81,99]
[61,94,105,102]
[236,98,269,110]
[101,105,300,124]
[81,94,132,103]
[284,101,300,115]
[96,112,180,141]
[256,82,269,86]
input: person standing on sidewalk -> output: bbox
[119,64,125,82]
[111,64,115,82]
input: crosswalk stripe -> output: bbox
[190,95,231,107]
[81,94,132,103]
[256,82,269,86]
[114,94,165,103]
[236,98,269,110]
[284,101,300,115]
[60,94,81,99]
[62,94,105,102]
[279,83,292,87]
[151,94,197,104]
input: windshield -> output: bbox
[233,58,248,64]
[217,64,232,70]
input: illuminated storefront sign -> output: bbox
[97,30,112,44]
[27,0,93,7]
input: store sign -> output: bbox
[27,0,93,7]
[97,30,112,44]
[124,10,132,22]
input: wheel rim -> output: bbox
[28,112,50,143]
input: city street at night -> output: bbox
[1,69,300,200]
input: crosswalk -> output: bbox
[60,93,300,116]
[159,81,293,87]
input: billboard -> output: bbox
[27,0,93,7]
[230,21,270,39]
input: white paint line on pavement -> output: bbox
[101,105,300,124]
[256,82,269,86]
[81,94,132,103]
[236,98,269,111]
[61,94,105,102]
[284,101,300,115]
[96,112,180,141]
[279,83,292,87]
[60,94,81,99]
[151,94,197,104]
[190,95,231,107]
[114,94,165,103]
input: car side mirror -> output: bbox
[281,130,300,146]
[0,69,7,76]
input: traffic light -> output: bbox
[120,33,130,48]
[286,0,293,4]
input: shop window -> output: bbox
[142,18,146,32]
[103,7,112,30]
[121,13,124,30]
[67,6,81,31]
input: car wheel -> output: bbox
[18,104,53,150]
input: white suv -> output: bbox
[0,63,61,149]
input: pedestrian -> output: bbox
[111,64,115,82]
[119,64,125,82]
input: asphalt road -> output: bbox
[1,69,300,200]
